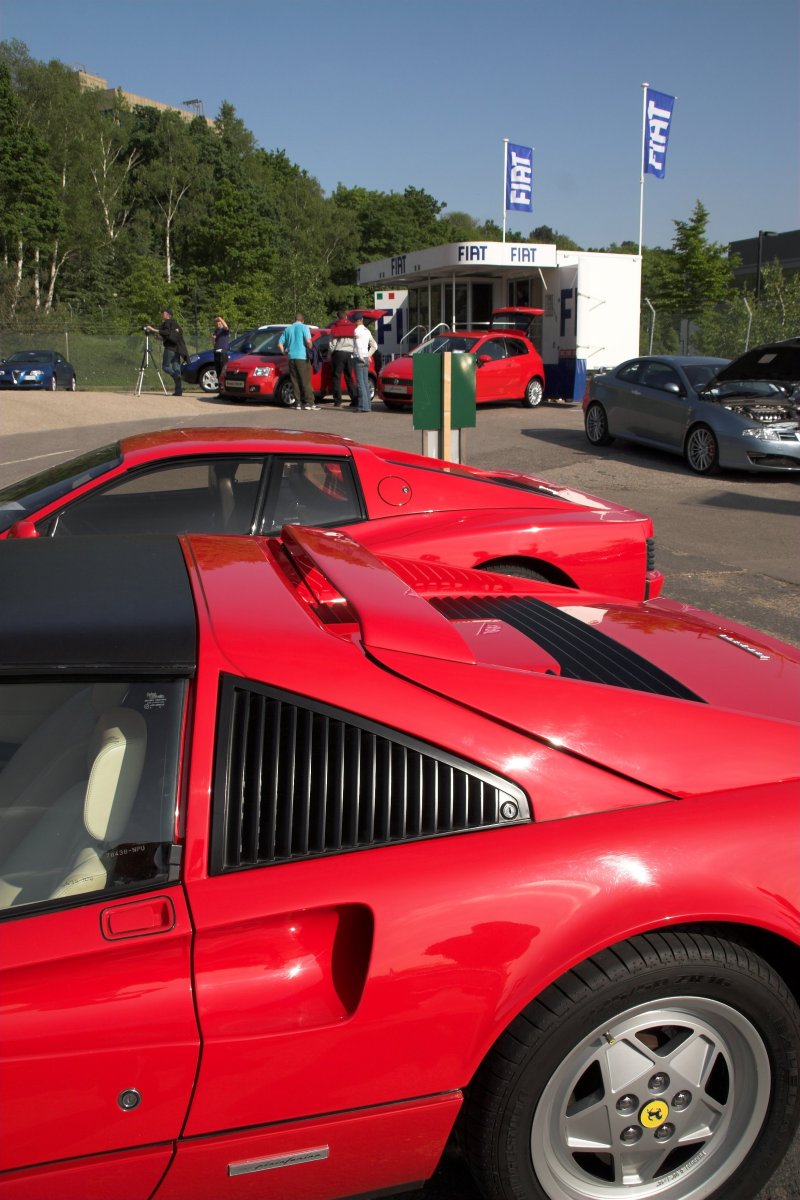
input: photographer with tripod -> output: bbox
[144,309,189,396]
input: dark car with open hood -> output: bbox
[584,351,800,473]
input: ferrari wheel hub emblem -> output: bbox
[640,1100,669,1128]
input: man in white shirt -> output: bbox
[351,313,377,413]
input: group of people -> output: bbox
[147,307,378,411]
[278,310,376,412]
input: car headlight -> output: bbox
[27,370,44,380]
[253,366,275,377]
[188,355,200,364]
[741,427,780,441]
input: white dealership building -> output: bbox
[356,241,641,401]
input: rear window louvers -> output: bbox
[430,595,704,702]
[211,679,529,873]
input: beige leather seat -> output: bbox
[0,707,147,910]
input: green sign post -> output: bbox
[412,353,476,462]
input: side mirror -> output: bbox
[8,520,40,539]
[477,354,491,366]
[663,381,686,396]
[241,341,252,353]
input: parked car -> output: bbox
[584,354,800,473]
[0,427,663,599]
[1,530,798,1200]
[181,325,287,392]
[0,349,77,392]
[220,313,387,407]
[378,307,545,409]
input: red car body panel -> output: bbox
[1,531,798,1200]
[0,428,663,599]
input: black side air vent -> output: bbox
[429,595,704,702]
[211,678,530,873]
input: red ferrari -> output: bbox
[0,427,663,600]
[379,307,546,409]
[0,529,798,1200]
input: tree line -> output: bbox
[1,40,796,355]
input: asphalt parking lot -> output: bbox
[1,388,798,1199]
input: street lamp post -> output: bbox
[755,230,777,303]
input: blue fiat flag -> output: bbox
[506,143,533,212]
[644,88,675,178]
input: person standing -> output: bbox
[212,316,230,393]
[144,308,188,396]
[278,313,319,410]
[351,312,377,413]
[327,310,357,407]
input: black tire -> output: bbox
[584,401,614,446]
[464,931,800,1200]
[69,374,77,392]
[522,377,545,408]
[199,365,219,393]
[685,424,719,474]
[49,374,57,392]
[369,375,377,402]
[277,376,296,407]
[477,561,551,584]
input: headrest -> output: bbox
[85,708,147,842]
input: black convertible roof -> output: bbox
[0,538,197,675]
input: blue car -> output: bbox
[182,325,287,392]
[0,350,77,392]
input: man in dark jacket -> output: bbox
[145,309,189,396]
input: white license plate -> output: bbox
[226,380,245,389]
[383,385,410,395]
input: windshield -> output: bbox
[684,363,728,389]
[249,329,285,355]
[0,443,121,532]
[7,351,53,364]
[411,335,481,356]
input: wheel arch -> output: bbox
[462,918,800,1093]
[476,555,577,589]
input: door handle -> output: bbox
[101,895,176,940]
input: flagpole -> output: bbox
[502,138,508,243]
[638,82,648,256]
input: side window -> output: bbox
[44,458,266,537]
[263,457,364,533]
[210,678,529,873]
[617,360,643,382]
[477,338,507,362]
[639,363,682,392]
[0,679,186,913]
[503,337,528,358]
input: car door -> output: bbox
[500,336,533,398]
[0,677,199,1199]
[172,669,523,1190]
[473,335,510,401]
[40,457,268,537]
[633,361,691,448]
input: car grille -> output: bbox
[429,595,704,701]
[212,680,529,872]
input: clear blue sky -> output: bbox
[2,0,798,251]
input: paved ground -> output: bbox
[1,387,798,1199]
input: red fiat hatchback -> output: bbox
[0,427,664,600]
[0,531,798,1200]
[379,308,546,409]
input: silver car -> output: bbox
[584,354,800,474]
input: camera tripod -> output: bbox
[135,332,168,396]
